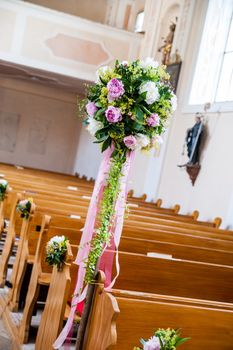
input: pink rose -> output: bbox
[107,78,125,102]
[86,101,98,117]
[123,135,137,150]
[147,113,160,127]
[105,106,122,123]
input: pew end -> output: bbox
[83,271,120,350]
[214,217,222,228]
[155,198,162,208]
[191,210,199,220]
[35,242,73,350]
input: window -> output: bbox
[189,0,233,106]
[135,11,144,33]
[216,16,233,101]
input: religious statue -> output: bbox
[158,21,176,65]
[185,114,204,165]
[178,113,205,185]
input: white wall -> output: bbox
[73,125,102,180]
[0,78,81,173]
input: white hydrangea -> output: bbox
[86,118,103,136]
[0,179,8,186]
[135,133,150,149]
[49,235,66,245]
[140,57,159,70]
[139,81,160,105]
[170,92,177,112]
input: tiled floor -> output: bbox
[0,319,13,350]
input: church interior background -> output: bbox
[0,0,233,349]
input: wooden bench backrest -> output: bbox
[35,243,73,350]
[112,251,233,303]
[84,273,233,350]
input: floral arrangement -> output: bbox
[79,58,177,285]
[134,328,189,350]
[0,179,8,202]
[55,59,177,347]
[16,198,33,219]
[46,235,68,270]
[82,57,176,156]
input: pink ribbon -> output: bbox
[53,147,113,349]
[53,148,134,349]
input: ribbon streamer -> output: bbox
[53,148,134,348]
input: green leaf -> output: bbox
[95,127,109,140]
[175,337,191,346]
[136,91,147,103]
[134,105,144,123]
[94,108,105,120]
[141,105,152,116]
[132,122,144,132]
[95,101,103,108]
[101,138,112,152]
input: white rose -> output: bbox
[86,118,103,136]
[170,92,177,112]
[0,179,8,186]
[139,81,160,105]
[140,57,159,70]
[135,133,150,149]
[95,65,111,83]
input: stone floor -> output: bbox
[0,319,13,350]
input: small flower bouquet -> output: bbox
[0,179,8,202]
[134,328,189,350]
[16,198,33,219]
[82,58,176,156]
[46,235,68,271]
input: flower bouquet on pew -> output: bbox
[134,328,190,350]
[0,179,9,201]
[46,235,68,271]
[54,58,177,348]
[79,58,177,284]
[16,198,33,220]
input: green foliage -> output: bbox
[0,181,8,202]
[136,328,190,350]
[16,198,33,220]
[155,328,190,349]
[84,152,126,284]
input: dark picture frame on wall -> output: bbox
[166,62,182,92]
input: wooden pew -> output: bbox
[112,251,233,303]
[0,192,24,286]
[8,206,233,314]
[18,217,80,343]
[35,242,75,350]
[83,272,233,350]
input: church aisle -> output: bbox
[0,319,12,350]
